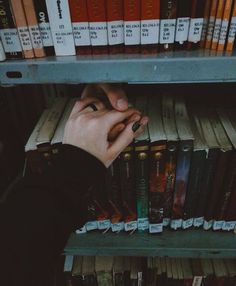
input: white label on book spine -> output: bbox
[108,20,124,45]
[85,220,98,231]
[212,18,222,43]
[206,16,215,41]
[98,219,111,230]
[218,20,229,45]
[188,18,203,43]
[111,222,124,232]
[39,22,53,47]
[222,221,236,231]
[73,22,90,46]
[192,276,203,286]
[75,225,87,234]
[0,28,22,52]
[228,17,236,43]
[163,218,170,226]
[29,25,43,49]
[18,26,33,51]
[160,19,176,44]
[170,219,182,230]
[124,220,137,232]
[149,223,163,233]
[201,18,208,41]
[212,220,224,231]
[0,40,6,61]
[193,217,204,227]
[203,220,213,230]
[175,17,190,43]
[137,218,149,230]
[46,0,75,56]
[141,19,160,44]
[182,218,193,229]
[89,22,108,46]
[124,20,141,45]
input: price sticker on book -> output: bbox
[85,221,98,231]
[170,219,182,230]
[149,223,163,234]
[163,218,170,227]
[160,19,176,44]
[203,220,213,230]
[98,219,111,230]
[222,221,236,231]
[124,221,137,232]
[188,18,203,43]
[111,222,124,232]
[193,217,204,227]
[138,218,149,231]
[212,220,224,231]
[182,218,193,229]
[75,225,87,234]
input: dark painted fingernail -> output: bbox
[132,122,141,132]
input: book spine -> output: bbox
[199,0,212,48]
[106,0,124,54]
[217,0,233,52]
[22,0,45,58]
[159,0,177,52]
[45,0,75,56]
[68,0,91,55]
[148,143,167,234]
[174,0,191,50]
[0,39,6,61]
[187,0,205,50]
[10,0,34,58]
[205,0,218,49]
[171,140,193,230]
[119,146,137,232]
[225,0,236,53]
[124,0,141,54]
[140,0,160,54]
[0,0,23,59]
[87,0,108,55]
[135,145,149,231]
[211,0,225,50]
[33,0,55,56]
[162,141,178,226]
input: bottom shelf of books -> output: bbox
[64,230,236,258]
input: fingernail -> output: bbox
[132,122,141,132]
[117,99,128,110]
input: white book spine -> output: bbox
[45,0,75,56]
[0,40,6,61]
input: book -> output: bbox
[191,259,205,286]
[225,0,236,53]
[33,0,55,56]
[45,0,76,56]
[134,95,150,231]
[0,0,23,59]
[199,0,212,48]
[87,0,108,55]
[113,256,125,286]
[71,256,83,285]
[130,257,143,286]
[140,0,160,54]
[171,96,194,230]
[205,0,218,49]
[68,0,91,55]
[174,0,191,50]
[22,0,45,58]
[162,95,178,226]
[147,96,167,233]
[63,255,74,286]
[159,0,177,52]
[81,256,97,285]
[106,0,124,54]
[95,256,113,286]
[10,0,34,58]
[181,258,193,285]
[0,39,6,61]
[201,258,214,285]
[211,0,225,50]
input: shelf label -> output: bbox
[89,22,108,46]
[182,218,193,229]
[149,223,163,233]
[18,26,33,51]
[170,219,182,230]
[193,217,204,227]
[75,225,87,234]
[124,20,141,45]
[0,28,22,53]
[141,19,160,44]
[175,17,190,43]
[39,22,53,47]
[188,18,203,43]
[163,218,170,226]
[72,22,91,46]
[212,220,224,231]
[160,19,176,44]
[85,220,98,231]
[108,20,124,45]
[98,219,111,230]
[111,221,124,232]
[124,220,137,232]
[137,218,149,231]
[228,17,236,44]
[222,221,236,231]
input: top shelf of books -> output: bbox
[1,51,236,85]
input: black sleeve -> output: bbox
[0,144,106,286]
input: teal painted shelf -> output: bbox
[64,230,236,258]
[1,51,236,85]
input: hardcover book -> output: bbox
[211,0,225,50]
[71,256,83,285]
[81,256,97,285]
[205,0,218,49]
[95,256,113,286]
[199,0,211,48]
[113,256,125,286]
[0,39,6,61]
[0,0,23,59]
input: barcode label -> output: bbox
[170,219,182,230]
[212,18,222,43]
[108,20,124,45]
[193,217,204,227]
[29,25,43,49]
[0,28,22,52]
[18,26,32,51]
[75,225,87,234]
[218,20,229,45]
[222,221,236,231]
[141,19,160,44]
[212,220,224,231]
[39,22,53,47]
[163,218,170,226]
[98,219,111,230]
[124,21,141,45]
[203,220,213,230]
[124,220,137,232]
[175,17,190,43]
[160,19,176,44]
[85,220,98,231]
[111,222,124,232]
[182,218,193,229]
[149,223,163,233]
[89,22,108,46]
[188,18,203,43]
[138,218,149,230]
[228,17,236,43]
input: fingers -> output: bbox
[108,123,125,141]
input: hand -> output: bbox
[63,100,147,168]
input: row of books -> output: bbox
[1,0,236,62]
[24,93,236,235]
[62,255,236,286]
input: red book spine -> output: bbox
[87,0,108,55]
[141,0,160,54]
[69,0,91,55]
[106,0,124,54]
[124,0,141,54]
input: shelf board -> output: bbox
[1,51,236,84]
[64,229,236,258]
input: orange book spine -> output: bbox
[141,0,160,54]
[69,0,91,55]
[211,0,225,50]
[106,0,124,54]
[205,0,218,49]
[10,0,34,58]
[87,0,108,55]
[217,0,233,51]
[225,0,236,52]
[22,0,45,58]
[124,0,141,54]
[200,0,212,48]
